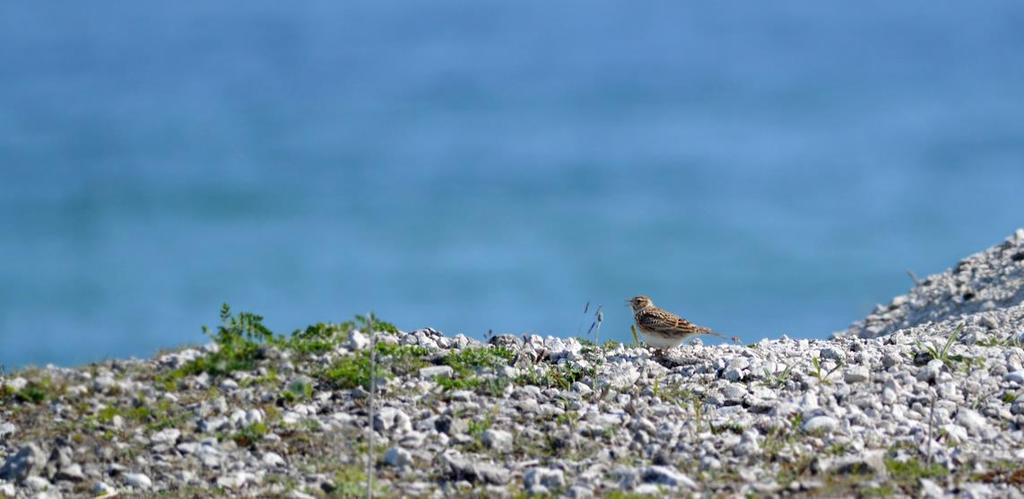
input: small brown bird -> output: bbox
[628,295,725,349]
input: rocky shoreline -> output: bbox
[3,231,1024,498]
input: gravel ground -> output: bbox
[2,230,1024,498]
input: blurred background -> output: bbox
[2,1,1023,368]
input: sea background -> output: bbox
[2,1,1024,368]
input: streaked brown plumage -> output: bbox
[628,295,723,349]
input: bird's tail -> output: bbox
[702,328,740,344]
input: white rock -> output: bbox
[245,409,264,426]
[200,417,228,433]
[723,368,744,382]
[262,452,285,467]
[55,463,85,482]
[955,408,988,433]
[482,429,513,453]
[920,478,944,498]
[384,447,413,468]
[1005,371,1024,384]
[419,366,453,380]
[374,408,412,435]
[595,363,640,390]
[802,416,839,433]
[150,428,181,445]
[91,481,116,496]
[216,471,256,489]
[571,381,592,395]
[23,475,52,491]
[347,331,369,350]
[642,465,697,488]
[0,422,15,440]
[525,468,565,492]
[0,443,46,482]
[4,378,28,391]
[843,366,870,383]
[123,473,152,489]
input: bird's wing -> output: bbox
[640,309,721,336]
[638,309,696,334]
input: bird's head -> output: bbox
[627,295,654,312]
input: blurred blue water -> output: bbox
[2,2,1024,367]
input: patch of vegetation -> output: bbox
[332,463,385,498]
[761,363,795,388]
[287,322,353,356]
[884,456,948,492]
[1002,392,1018,404]
[286,314,398,356]
[516,362,594,391]
[435,375,510,397]
[160,306,403,387]
[427,346,516,395]
[164,304,278,381]
[809,356,843,385]
[915,323,967,368]
[94,399,185,432]
[443,346,514,376]
[973,461,1024,486]
[0,377,63,405]
[319,342,430,390]
[711,421,745,435]
[282,376,314,403]
[232,422,269,447]
[605,491,660,499]
[859,484,897,498]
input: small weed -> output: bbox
[164,304,278,379]
[443,347,514,377]
[630,325,641,346]
[827,442,850,455]
[860,484,898,497]
[436,375,510,397]
[287,322,353,356]
[711,421,745,435]
[885,456,948,492]
[762,363,795,388]
[232,422,268,447]
[320,342,429,390]
[1002,392,1018,404]
[809,357,842,385]
[602,339,624,350]
[915,323,966,368]
[516,362,593,391]
[282,377,314,403]
[1,377,61,404]
[332,464,370,498]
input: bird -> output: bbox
[628,295,726,350]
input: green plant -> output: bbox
[436,375,510,397]
[885,456,948,492]
[762,363,795,388]
[319,342,429,390]
[232,422,268,447]
[443,347,514,376]
[809,357,842,385]
[916,323,966,368]
[165,304,279,379]
[282,377,314,403]
[287,322,353,356]
[516,362,592,391]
